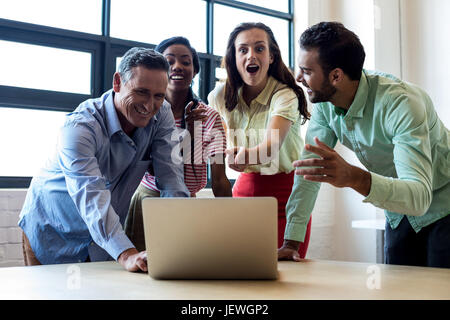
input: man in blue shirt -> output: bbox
[19,47,189,272]
[278,22,449,268]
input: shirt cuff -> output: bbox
[284,221,307,243]
[363,171,392,207]
[102,230,135,261]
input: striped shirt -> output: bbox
[141,104,226,195]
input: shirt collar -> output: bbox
[238,76,277,106]
[344,70,369,119]
[104,90,123,138]
[255,76,277,105]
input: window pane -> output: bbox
[232,0,289,13]
[214,4,290,65]
[110,0,206,53]
[209,69,244,182]
[215,66,227,81]
[0,107,67,177]
[192,74,200,98]
[0,0,102,34]
[0,40,91,94]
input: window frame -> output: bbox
[0,0,294,188]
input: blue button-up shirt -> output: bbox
[19,90,189,264]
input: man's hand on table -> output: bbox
[118,248,147,272]
[277,240,302,262]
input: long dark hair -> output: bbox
[222,22,309,124]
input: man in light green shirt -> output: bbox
[279,22,450,268]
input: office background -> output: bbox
[0,0,449,267]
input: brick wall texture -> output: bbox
[0,190,27,267]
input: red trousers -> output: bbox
[232,171,311,259]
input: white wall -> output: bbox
[373,0,449,127]
[400,0,450,127]
[373,0,402,77]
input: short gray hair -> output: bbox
[118,47,169,83]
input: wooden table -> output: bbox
[0,259,449,300]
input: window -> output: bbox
[0,0,103,34]
[0,0,294,188]
[231,0,289,13]
[0,40,91,94]
[0,107,67,177]
[213,4,290,64]
[110,0,207,53]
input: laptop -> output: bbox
[141,197,278,280]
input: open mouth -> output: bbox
[246,64,259,74]
[134,105,150,116]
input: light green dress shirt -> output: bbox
[285,70,450,242]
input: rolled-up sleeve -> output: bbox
[57,120,134,260]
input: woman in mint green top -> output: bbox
[280,22,449,268]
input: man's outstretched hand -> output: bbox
[294,137,371,196]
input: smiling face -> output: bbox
[163,44,196,93]
[113,66,168,135]
[296,48,336,103]
[234,28,274,94]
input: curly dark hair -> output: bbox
[300,21,365,80]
